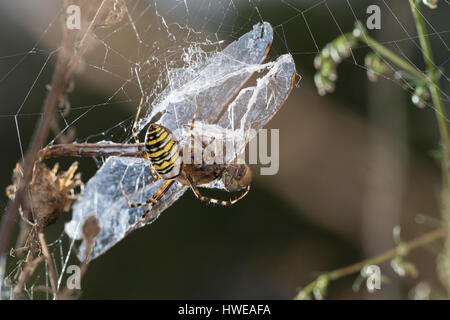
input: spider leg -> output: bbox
[132,96,145,145]
[187,176,250,206]
[230,123,253,165]
[236,123,252,162]
[181,97,200,165]
[133,96,159,180]
[189,97,199,139]
[121,179,172,208]
[132,180,176,228]
[188,97,199,154]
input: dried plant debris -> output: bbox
[78,0,126,30]
[6,161,82,230]
[49,80,76,144]
[104,0,126,26]
[437,243,450,295]
[82,215,100,246]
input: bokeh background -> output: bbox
[0,0,449,299]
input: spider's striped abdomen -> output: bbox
[145,124,181,179]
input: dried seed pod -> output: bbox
[104,0,126,26]
[6,161,82,230]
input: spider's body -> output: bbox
[144,124,181,179]
[122,98,251,226]
[144,121,252,195]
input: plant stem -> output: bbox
[0,0,111,261]
[410,0,450,297]
[301,1,450,300]
[359,34,427,83]
[295,227,448,299]
[38,233,58,299]
[409,0,450,189]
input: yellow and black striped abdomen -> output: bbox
[145,124,181,179]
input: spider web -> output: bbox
[0,0,449,299]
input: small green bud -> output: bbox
[422,0,438,9]
[411,85,429,108]
[365,52,389,82]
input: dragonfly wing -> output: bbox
[65,157,187,260]
[190,54,297,165]
[216,53,297,153]
[64,22,294,260]
[145,23,296,163]
[143,22,274,132]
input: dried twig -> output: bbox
[0,0,112,266]
[1,0,127,300]
[37,233,58,299]
[58,215,99,300]
[11,243,42,300]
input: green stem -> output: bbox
[301,1,450,301]
[409,0,449,190]
[294,227,448,300]
[358,33,427,83]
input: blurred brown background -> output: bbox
[0,0,449,299]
